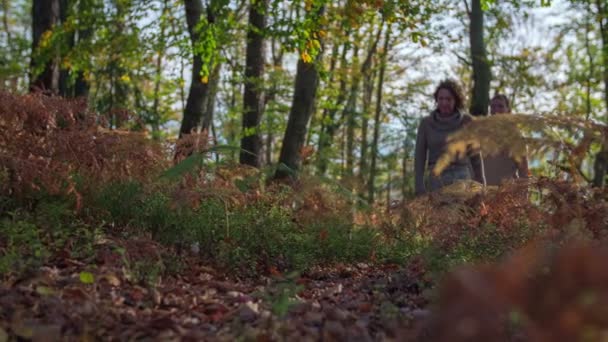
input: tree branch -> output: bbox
[463,0,471,17]
[453,51,472,66]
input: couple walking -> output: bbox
[414,79,529,196]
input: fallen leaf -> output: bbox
[11,321,33,339]
[62,287,89,301]
[148,317,175,330]
[0,327,8,342]
[79,272,95,284]
[239,301,259,322]
[101,274,121,287]
[36,286,55,296]
[31,324,62,342]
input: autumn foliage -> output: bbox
[0,91,167,202]
[2,93,608,340]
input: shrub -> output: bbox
[0,216,48,275]
[423,242,608,341]
[0,91,167,204]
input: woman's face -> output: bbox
[436,88,456,115]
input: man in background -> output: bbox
[482,94,529,186]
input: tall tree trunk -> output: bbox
[73,0,93,98]
[110,1,129,129]
[275,6,325,179]
[151,0,169,133]
[344,43,361,179]
[179,0,211,138]
[203,62,221,137]
[275,57,323,179]
[344,21,383,179]
[228,57,241,161]
[240,0,268,167]
[468,0,490,116]
[2,0,11,43]
[58,0,73,97]
[585,0,595,121]
[368,25,391,203]
[265,113,273,165]
[359,66,376,185]
[386,171,391,209]
[401,144,409,199]
[593,0,608,187]
[30,0,60,93]
[264,36,285,165]
[2,0,13,90]
[358,21,383,184]
[317,41,350,175]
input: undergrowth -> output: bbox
[2,91,608,296]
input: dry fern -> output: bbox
[434,113,607,183]
[0,91,167,200]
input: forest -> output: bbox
[1,0,608,340]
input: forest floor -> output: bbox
[0,233,430,341]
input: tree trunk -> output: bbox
[73,0,93,98]
[240,0,268,167]
[344,22,383,180]
[275,6,325,179]
[359,66,376,185]
[2,0,15,90]
[2,0,11,43]
[317,40,351,175]
[275,57,323,179]
[317,23,383,176]
[179,0,211,138]
[468,0,490,116]
[265,113,273,165]
[402,144,409,199]
[203,62,221,134]
[57,0,73,97]
[368,25,391,203]
[150,0,169,133]
[585,0,595,121]
[30,0,60,93]
[264,36,285,165]
[109,1,129,129]
[358,22,383,184]
[386,171,391,210]
[593,0,608,187]
[344,43,360,179]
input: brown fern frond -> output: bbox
[434,114,606,183]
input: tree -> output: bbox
[468,0,491,116]
[0,0,30,90]
[30,0,60,93]
[275,3,326,179]
[240,0,268,167]
[73,0,93,98]
[368,23,391,203]
[179,0,211,138]
[57,0,72,97]
[316,39,351,175]
[593,0,608,187]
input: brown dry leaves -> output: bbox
[0,91,167,200]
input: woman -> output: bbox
[414,79,481,195]
[483,94,529,186]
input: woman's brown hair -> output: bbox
[433,79,466,112]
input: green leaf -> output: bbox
[235,179,249,193]
[206,144,255,156]
[79,271,95,284]
[161,153,205,180]
[36,286,55,296]
[480,0,494,11]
